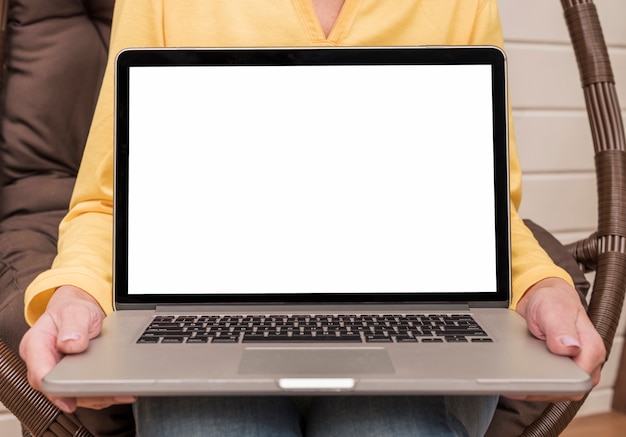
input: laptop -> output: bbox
[42,46,592,397]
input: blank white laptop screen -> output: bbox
[124,60,500,296]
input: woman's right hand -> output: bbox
[19,285,136,412]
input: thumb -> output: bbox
[57,326,91,355]
[519,279,585,359]
[52,298,104,355]
[531,308,583,358]
[547,332,582,358]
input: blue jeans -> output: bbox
[133,395,498,436]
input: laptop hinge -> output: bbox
[153,303,472,314]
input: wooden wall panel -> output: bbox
[519,175,597,233]
[0,404,20,437]
[513,110,594,173]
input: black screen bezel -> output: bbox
[114,46,510,309]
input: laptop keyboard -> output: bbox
[137,314,493,344]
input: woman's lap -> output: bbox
[133,395,498,437]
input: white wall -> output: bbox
[0,403,21,437]
[499,0,626,416]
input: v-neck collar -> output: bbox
[294,0,360,45]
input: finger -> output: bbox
[505,392,586,402]
[76,396,137,410]
[569,317,606,385]
[46,395,136,413]
[533,304,585,359]
[520,279,586,358]
[548,333,582,358]
[19,318,63,391]
[49,396,78,413]
[53,302,103,355]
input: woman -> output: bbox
[20,1,605,436]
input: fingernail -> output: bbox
[59,332,81,342]
[54,399,71,412]
[559,335,581,348]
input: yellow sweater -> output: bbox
[25,0,572,324]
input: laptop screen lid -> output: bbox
[114,46,510,310]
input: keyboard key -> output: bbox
[395,335,418,342]
[161,337,186,344]
[212,336,240,343]
[187,337,210,343]
[444,336,468,343]
[422,338,444,343]
[365,334,392,343]
[242,334,362,342]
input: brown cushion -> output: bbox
[0,0,113,218]
[0,0,115,348]
[0,211,62,352]
[523,220,590,302]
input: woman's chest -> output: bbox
[161,0,482,47]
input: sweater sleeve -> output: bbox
[473,0,575,309]
[24,0,166,325]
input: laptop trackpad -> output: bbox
[239,348,395,374]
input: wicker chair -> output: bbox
[0,0,625,436]
[518,0,626,434]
